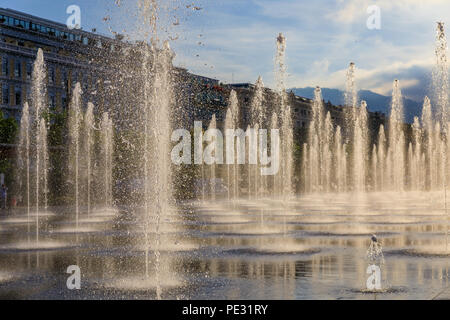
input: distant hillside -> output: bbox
[289,87,422,123]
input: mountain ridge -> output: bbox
[289,87,422,123]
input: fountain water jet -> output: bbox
[140,36,174,299]
[84,103,94,216]
[377,125,387,191]
[37,117,49,240]
[388,80,406,192]
[249,76,265,198]
[208,114,217,201]
[18,103,30,235]
[353,100,368,192]
[30,48,48,244]
[225,90,240,202]
[69,83,82,233]
[101,112,113,208]
[275,33,293,197]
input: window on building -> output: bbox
[49,92,55,109]
[62,70,68,89]
[82,37,89,45]
[15,85,21,106]
[1,83,9,104]
[72,72,78,85]
[0,15,6,24]
[1,57,8,76]
[62,94,67,110]
[48,66,55,84]
[14,59,21,78]
[26,61,32,80]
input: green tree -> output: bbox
[0,110,18,144]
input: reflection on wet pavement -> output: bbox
[0,192,449,300]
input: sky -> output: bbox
[2,0,449,102]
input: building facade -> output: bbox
[0,7,386,142]
[0,8,124,121]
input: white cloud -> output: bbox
[168,0,449,102]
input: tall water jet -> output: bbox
[388,80,405,191]
[69,83,82,233]
[345,62,358,141]
[208,114,217,201]
[407,143,413,190]
[35,118,48,243]
[84,103,94,215]
[323,112,333,192]
[225,90,240,201]
[305,87,325,192]
[433,23,449,230]
[246,124,253,199]
[39,118,49,213]
[353,100,368,192]
[377,125,387,191]
[250,77,265,198]
[196,122,205,202]
[345,63,369,193]
[422,97,434,190]
[371,145,378,191]
[101,112,113,208]
[141,47,151,282]
[433,123,444,188]
[275,33,293,197]
[139,3,175,295]
[333,126,346,192]
[17,102,30,235]
[411,117,422,190]
[31,48,48,242]
[270,112,280,194]
[433,22,449,132]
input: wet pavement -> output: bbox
[0,191,449,300]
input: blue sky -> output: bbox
[2,0,449,101]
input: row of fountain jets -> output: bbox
[303,23,449,193]
[15,22,450,215]
[16,49,114,241]
[201,23,449,200]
